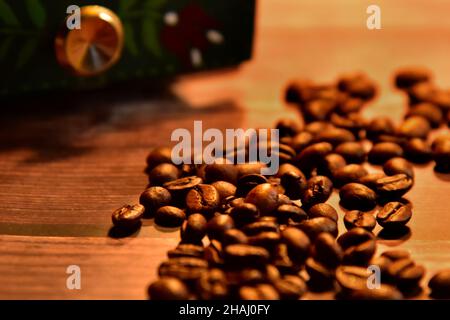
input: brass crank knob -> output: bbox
[55,5,124,77]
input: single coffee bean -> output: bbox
[242,220,279,236]
[335,142,366,164]
[224,244,270,267]
[155,206,186,227]
[339,183,377,211]
[280,171,307,200]
[433,138,450,173]
[196,268,229,300]
[290,131,314,152]
[277,204,308,224]
[366,117,395,141]
[428,269,450,298]
[158,257,208,283]
[368,142,404,164]
[337,72,376,100]
[404,138,432,163]
[336,265,372,292]
[277,163,303,177]
[337,228,376,266]
[430,88,450,112]
[303,99,336,122]
[146,147,173,170]
[111,204,144,230]
[313,232,343,269]
[301,176,333,208]
[273,275,307,300]
[407,81,435,104]
[284,79,316,104]
[280,227,311,264]
[343,210,376,232]
[229,203,260,226]
[149,163,180,186]
[314,127,356,146]
[383,157,414,178]
[204,163,238,184]
[342,284,403,300]
[387,258,425,289]
[431,134,450,150]
[275,118,302,137]
[139,187,172,216]
[317,153,347,177]
[397,115,431,139]
[211,181,236,203]
[295,142,333,173]
[305,257,335,291]
[394,67,431,89]
[336,96,364,115]
[238,284,280,300]
[236,174,268,197]
[376,202,412,230]
[304,121,334,135]
[148,277,190,300]
[298,217,338,240]
[222,229,248,246]
[308,203,338,222]
[186,184,220,215]
[375,174,413,199]
[204,240,224,266]
[357,172,386,190]
[207,215,235,241]
[180,213,207,243]
[248,231,280,250]
[168,244,204,259]
[333,164,368,188]
[381,249,411,261]
[245,183,280,216]
[407,102,443,128]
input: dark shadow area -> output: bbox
[377,226,411,242]
[108,223,142,239]
[434,169,450,181]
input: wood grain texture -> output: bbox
[0,0,449,299]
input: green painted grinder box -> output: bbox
[0,0,256,96]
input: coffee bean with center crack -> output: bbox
[344,210,376,232]
[224,244,270,268]
[273,275,307,299]
[186,184,220,215]
[339,183,377,211]
[308,203,338,222]
[111,204,144,231]
[337,228,376,266]
[245,183,280,216]
[375,174,414,199]
[376,201,412,230]
[301,176,333,208]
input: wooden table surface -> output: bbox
[1,0,449,299]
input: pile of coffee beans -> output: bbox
[113,67,450,300]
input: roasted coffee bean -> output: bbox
[335,265,372,292]
[339,183,377,211]
[277,163,303,177]
[146,147,173,170]
[280,170,307,200]
[407,102,443,128]
[383,157,414,178]
[195,268,229,300]
[238,284,280,300]
[272,244,298,274]
[139,187,172,216]
[337,72,377,100]
[366,117,395,141]
[277,204,308,224]
[211,181,236,203]
[298,217,338,240]
[381,249,411,261]
[433,137,450,173]
[343,210,376,232]
[376,202,412,230]
[204,163,238,184]
[404,138,432,163]
[284,79,317,104]
[314,127,356,146]
[245,183,280,216]
[335,142,366,164]
[111,204,144,230]
[301,176,333,208]
[387,258,425,289]
[368,142,404,164]
[304,121,334,135]
[236,162,267,178]
[407,81,435,105]
[342,284,403,300]
[148,277,191,300]
[155,206,186,227]
[428,269,450,298]
[226,268,267,287]
[432,134,450,149]
[242,220,278,236]
[295,142,334,174]
[303,99,336,122]
[149,163,180,186]
[430,88,450,112]
[305,257,335,291]
[207,215,235,241]
[229,203,260,226]
[280,227,311,264]
[357,173,386,190]
[308,203,338,222]
[186,184,220,215]
[224,244,270,267]
[337,228,376,266]
[317,153,347,177]
[164,176,203,204]
[236,174,268,197]
[336,96,364,114]
[330,112,366,136]
[394,67,431,89]
[290,132,314,152]
[248,231,280,249]
[375,174,413,199]
[180,213,207,243]
[221,196,245,212]
[158,257,208,282]
[273,275,307,299]
[222,229,248,246]
[333,164,368,187]
[275,118,302,137]
[205,240,224,266]
[168,244,204,259]
[313,232,343,269]
[397,116,431,139]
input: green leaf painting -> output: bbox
[25,0,46,28]
[0,0,19,26]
